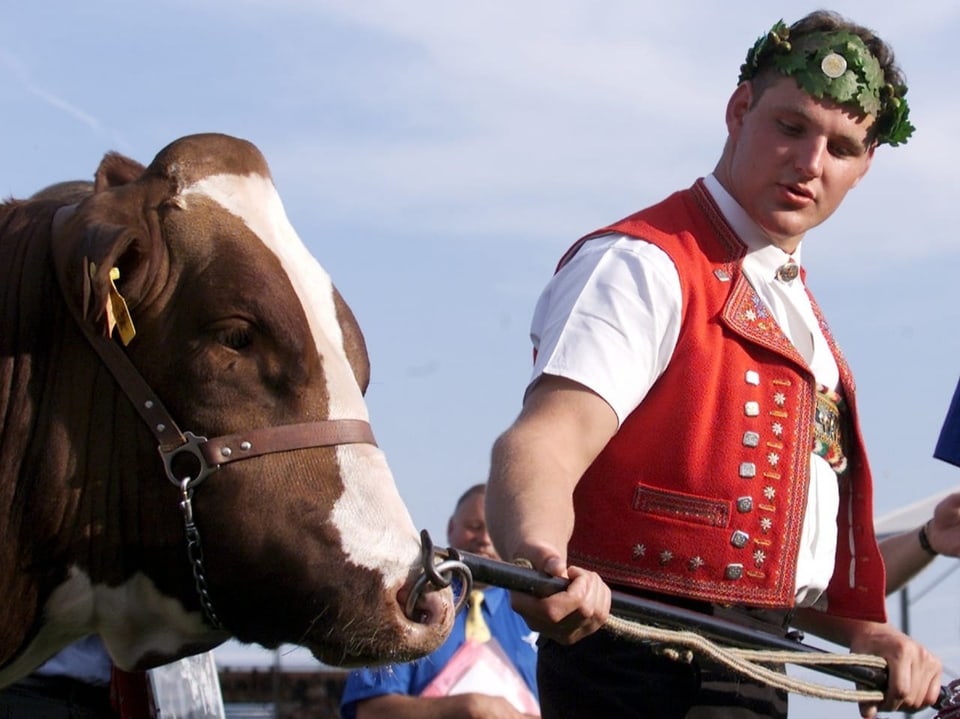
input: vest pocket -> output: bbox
[633,485,731,528]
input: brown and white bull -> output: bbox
[0,133,453,686]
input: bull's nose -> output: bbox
[396,581,454,627]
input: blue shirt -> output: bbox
[34,636,113,686]
[340,586,539,718]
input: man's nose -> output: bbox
[795,137,826,180]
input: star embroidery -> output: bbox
[763,486,776,500]
[632,543,646,559]
[688,556,705,571]
[773,392,786,406]
[659,549,673,564]
[771,422,784,437]
[760,517,773,532]
[753,549,767,566]
[767,452,780,467]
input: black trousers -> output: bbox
[0,675,114,719]
[538,630,789,719]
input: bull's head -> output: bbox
[3,133,453,680]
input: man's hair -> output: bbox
[454,483,486,511]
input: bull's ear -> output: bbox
[94,152,146,192]
[53,210,155,344]
[80,227,145,344]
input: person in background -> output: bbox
[882,492,960,594]
[340,484,539,718]
[485,10,942,719]
[882,380,960,593]
[0,636,114,718]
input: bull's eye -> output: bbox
[218,325,253,350]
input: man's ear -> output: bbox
[726,81,754,137]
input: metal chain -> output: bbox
[179,478,223,630]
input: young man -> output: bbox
[486,11,941,719]
[340,484,539,718]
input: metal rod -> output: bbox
[443,547,899,695]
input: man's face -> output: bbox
[447,490,499,559]
[719,74,876,253]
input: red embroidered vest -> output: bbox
[564,180,886,622]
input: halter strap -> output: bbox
[49,204,377,490]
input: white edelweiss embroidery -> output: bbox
[772,422,784,437]
[767,452,780,467]
[689,556,705,571]
[744,309,757,322]
[632,544,646,559]
[760,517,773,532]
[754,549,767,566]
[773,392,786,406]
[763,486,776,500]
[659,550,673,564]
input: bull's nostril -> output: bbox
[396,581,453,627]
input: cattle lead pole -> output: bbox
[414,533,956,716]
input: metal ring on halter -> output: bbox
[405,530,473,619]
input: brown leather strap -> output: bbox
[50,204,377,478]
[200,420,377,467]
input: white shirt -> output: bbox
[529,174,840,606]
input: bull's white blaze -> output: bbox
[181,174,420,589]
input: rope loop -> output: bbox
[604,615,885,704]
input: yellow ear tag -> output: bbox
[106,267,136,346]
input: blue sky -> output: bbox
[4,2,960,715]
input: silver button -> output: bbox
[742,431,760,447]
[725,564,744,580]
[739,462,756,478]
[731,530,749,549]
[737,497,754,513]
[744,401,760,417]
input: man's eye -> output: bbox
[777,121,802,135]
[828,143,856,158]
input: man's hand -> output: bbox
[847,622,942,718]
[508,555,611,645]
[927,492,960,557]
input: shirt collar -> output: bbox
[702,174,802,282]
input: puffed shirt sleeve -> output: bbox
[529,233,683,426]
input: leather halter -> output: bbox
[49,204,377,485]
[48,203,377,626]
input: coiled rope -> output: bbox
[605,614,886,704]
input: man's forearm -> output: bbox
[880,525,936,595]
